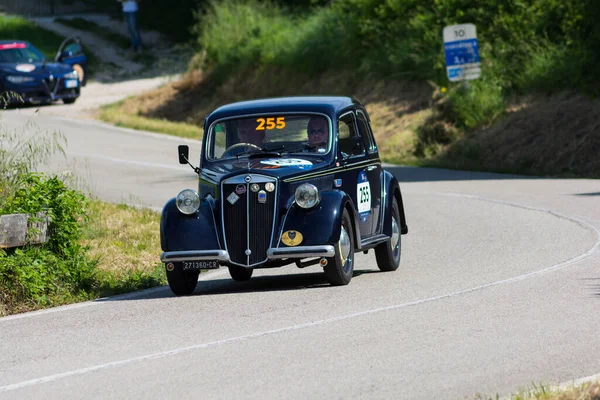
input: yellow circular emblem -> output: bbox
[282,230,303,246]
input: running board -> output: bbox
[360,234,389,249]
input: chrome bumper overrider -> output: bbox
[161,246,335,263]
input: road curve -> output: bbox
[1,110,599,399]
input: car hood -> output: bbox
[201,156,332,182]
[0,62,74,77]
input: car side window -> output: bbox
[338,112,364,158]
[210,123,227,159]
[63,43,83,56]
[356,110,377,154]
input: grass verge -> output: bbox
[83,200,164,298]
[98,100,204,139]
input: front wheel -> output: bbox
[375,200,402,271]
[62,98,77,104]
[166,263,199,295]
[324,208,354,286]
[228,265,253,281]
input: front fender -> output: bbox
[277,190,361,248]
[160,197,220,252]
[382,170,408,236]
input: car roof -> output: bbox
[205,96,362,127]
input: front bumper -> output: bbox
[2,78,80,104]
[160,245,335,264]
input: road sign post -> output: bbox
[443,24,481,82]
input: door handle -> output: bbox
[366,165,377,171]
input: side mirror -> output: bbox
[178,145,189,164]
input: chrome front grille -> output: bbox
[221,175,277,266]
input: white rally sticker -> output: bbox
[260,159,313,169]
[357,171,371,222]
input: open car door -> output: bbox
[55,36,88,86]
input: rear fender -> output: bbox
[382,171,408,236]
[160,196,220,252]
[277,190,361,248]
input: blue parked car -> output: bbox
[0,36,87,106]
[160,96,409,295]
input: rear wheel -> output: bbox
[375,200,402,271]
[228,265,253,281]
[324,208,354,286]
[165,263,199,296]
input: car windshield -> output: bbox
[0,43,45,63]
[207,114,332,160]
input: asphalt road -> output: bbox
[1,110,600,399]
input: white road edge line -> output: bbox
[1,194,599,393]
[0,269,229,323]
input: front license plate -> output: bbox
[182,260,219,270]
[65,79,78,88]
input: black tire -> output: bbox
[375,200,402,272]
[324,208,354,286]
[62,98,77,104]
[166,263,199,296]
[228,265,253,281]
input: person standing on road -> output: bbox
[118,0,143,53]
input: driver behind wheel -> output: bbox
[237,118,266,147]
[306,116,329,153]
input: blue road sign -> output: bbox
[443,24,481,81]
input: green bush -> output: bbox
[195,0,361,81]
[0,173,95,312]
[446,77,505,129]
[1,173,89,257]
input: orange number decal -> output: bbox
[276,117,286,129]
[256,118,266,130]
[266,117,276,130]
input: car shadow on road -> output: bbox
[384,165,542,183]
[103,269,381,301]
[582,277,600,297]
[572,192,600,196]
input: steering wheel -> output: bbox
[222,142,262,157]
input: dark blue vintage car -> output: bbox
[0,37,87,106]
[160,96,408,295]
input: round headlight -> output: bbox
[176,189,200,215]
[295,183,320,209]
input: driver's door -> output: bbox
[56,39,88,86]
[336,111,372,238]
